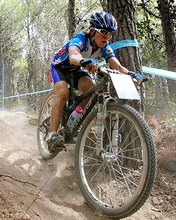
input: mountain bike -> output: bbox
[37,66,157,219]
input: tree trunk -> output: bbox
[100,0,108,11]
[107,0,145,113]
[25,1,36,108]
[68,0,76,39]
[157,0,176,102]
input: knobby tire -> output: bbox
[75,102,157,219]
[37,92,58,160]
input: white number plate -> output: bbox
[110,73,140,100]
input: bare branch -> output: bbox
[0,173,37,187]
[138,2,161,19]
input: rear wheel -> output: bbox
[37,91,59,160]
[75,103,157,219]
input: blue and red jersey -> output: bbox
[51,32,115,67]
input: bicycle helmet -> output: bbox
[90,11,117,32]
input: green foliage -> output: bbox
[168,101,176,114]
[136,0,166,69]
[0,0,175,112]
[74,0,102,33]
[164,103,176,126]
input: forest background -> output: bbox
[0,1,176,218]
[0,0,176,120]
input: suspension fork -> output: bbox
[96,93,116,156]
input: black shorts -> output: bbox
[50,65,90,90]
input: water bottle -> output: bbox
[67,107,83,127]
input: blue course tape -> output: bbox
[1,60,5,109]
[142,66,176,81]
[3,40,139,100]
[110,40,139,50]
[4,89,53,99]
[3,40,176,101]
[99,39,139,66]
[99,39,176,81]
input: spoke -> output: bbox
[110,164,140,188]
[104,120,113,148]
[83,155,100,162]
[97,164,108,202]
[107,163,116,206]
[88,163,104,185]
[121,174,139,188]
[108,162,113,184]
[117,155,143,162]
[108,162,123,205]
[118,165,142,176]
[118,118,127,131]
[103,164,109,204]
[120,135,140,153]
[85,144,96,150]
[121,146,142,153]
[84,163,103,167]
[87,135,97,145]
[109,163,123,176]
[113,159,132,197]
[90,127,98,140]
[109,114,112,141]
[98,163,107,182]
[120,126,135,150]
[85,161,102,176]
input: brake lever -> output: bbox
[142,78,148,83]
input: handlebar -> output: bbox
[80,59,93,67]
[128,71,148,83]
[97,67,148,84]
[59,64,148,85]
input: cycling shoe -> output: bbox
[47,134,65,153]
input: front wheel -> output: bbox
[75,103,157,219]
[37,91,59,160]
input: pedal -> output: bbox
[62,144,67,151]
[49,144,67,153]
[55,144,67,153]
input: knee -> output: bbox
[56,87,69,101]
[79,77,94,92]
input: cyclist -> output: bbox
[48,11,145,152]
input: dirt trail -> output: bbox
[0,110,175,220]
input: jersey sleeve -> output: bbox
[68,32,86,51]
[101,44,115,61]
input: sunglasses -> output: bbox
[94,28,113,37]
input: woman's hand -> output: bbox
[80,58,98,73]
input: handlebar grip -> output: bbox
[80,59,92,67]
[128,71,148,83]
[142,78,148,83]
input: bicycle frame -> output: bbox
[38,66,156,218]
[63,70,111,142]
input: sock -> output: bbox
[49,132,57,139]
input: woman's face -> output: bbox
[94,31,111,48]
